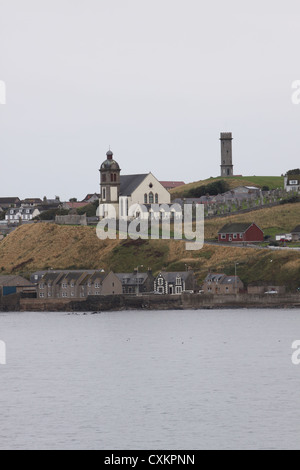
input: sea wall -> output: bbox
[13,293,300,312]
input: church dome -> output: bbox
[100,149,120,171]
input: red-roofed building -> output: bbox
[160,181,185,191]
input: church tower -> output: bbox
[220,133,234,177]
[99,149,121,204]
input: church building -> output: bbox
[98,150,171,219]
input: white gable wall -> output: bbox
[131,173,171,205]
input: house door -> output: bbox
[169,286,174,295]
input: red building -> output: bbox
[218,222,264,243]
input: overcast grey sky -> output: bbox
[1,0,300,200]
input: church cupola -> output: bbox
[99,149,121,203]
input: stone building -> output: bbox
[35,270,122,299]
[203,273,244,295]
[220,132,234,177]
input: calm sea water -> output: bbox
[0,309,300,450]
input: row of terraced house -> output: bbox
[31,268,198,299]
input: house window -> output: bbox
[144,194,148,204]
[48,293,52,297]
[96,291,100,295]
[149,192,154,204]
[233,234,237,239]
[221,234,226,240]
[71,292,74,297]
[240,233,243,238]
[175,286,182,294]
[39,283,45,289]
[102,188,106,200]
[176,277,182,286]
[155,194,158,204]
[158,278,164,286]
[62,283,67,289]
[88,282,91,287]
[39,293,45,298]
[95,283,100,288]
[71,283,74,288]
[226,287,229,292]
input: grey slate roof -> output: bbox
[116,273,149,285]
[159,271,192,283]
[120,174,148,196]
[204,273,226,283]
[220,276,240,285]
[291,225,300,233]
[0,275,33,286]
[218,223,253,234]
[204,273,241,285]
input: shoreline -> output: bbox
[1,293,300,312]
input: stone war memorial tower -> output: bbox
[220,132,234,177]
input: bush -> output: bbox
[77,201,98,217]
[280,196,300,205]
[34,209,69,221]
[186,180,230,198]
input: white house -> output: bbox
[284,175,300,192]
[5,206,40,224]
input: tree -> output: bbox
[287,169,300,175]
[69,198,77,202]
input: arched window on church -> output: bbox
[114,174,117,182]
[144,194,148,204]
[111,174,114,182]
[155,193,158,204]
[149,192,154,204]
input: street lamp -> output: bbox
[135,265,144,295]
[235,262,239,294]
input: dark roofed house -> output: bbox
[0,275,35,297]
[291,225,300,242]
[82,193,100,204]
[0,197,21,209]
[203,273,244,294]
[218,222,263,243]
[116,269,154,295]
[21,198,43,206]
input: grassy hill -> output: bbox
[171,175,284,198]
[204,202,300,239]
[1,216,300,289]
